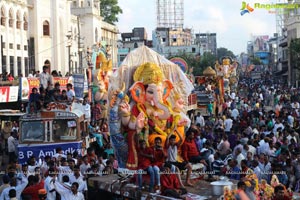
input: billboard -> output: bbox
[252,35,269,52]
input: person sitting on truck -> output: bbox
[160,163,187,199]
[181,127,208,166]
[66,83,75,104]
[28,87,41,113]
[59,90,68,103]
[165,134,193,187]
[137,139,156,192]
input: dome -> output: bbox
[203,66,216,76]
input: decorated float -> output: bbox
[107,46,194,169]
[90,42,113,102]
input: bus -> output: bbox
[18,103,89,164]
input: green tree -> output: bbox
[197,52,217,75]
[100,0,123,25]
[217,47,236,61]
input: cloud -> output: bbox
[116,0,277,54]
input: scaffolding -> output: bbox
[276,0,290,37]
[156,0,184,29]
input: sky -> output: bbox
[116,0,280,55]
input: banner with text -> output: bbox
[0,86,19,103]
[18,141,82,164]
[72,74,85,99]
[20,77,72,100]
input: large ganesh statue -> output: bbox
[108,46,194,169]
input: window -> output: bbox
[2,42,5,48]
[9,43,13,49]
[23,13,28,30]
[10,56,14,70]
[24,45,27,50]
[21,121,45,142]
[162,38,166,42]
[1,6,5,26]
[16,11,21,29]
[53,119,77,141]
[43,20,50,36]
[24,57,28,76]
[8,8,13,28]
[2,56,6,74]
[17,44,20,50]
[192,47,196,53]
[17,57,21,75]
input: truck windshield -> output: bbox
[53,119,77,141]
[21,121,44,142]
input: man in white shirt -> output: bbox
[235,148,245,169]
[69,166,87,194]
[39,66,53,90]
[231,108,239,120]
[66,83,75,103]
[44,168,57,200]
[195,112,205,128]
[224,117,233,134]
[82,97,91,123]
[0,175,28,200]
[7,131,18,164]
[273,118,284,133]
[54,181,84,200]
[252,160,262,181]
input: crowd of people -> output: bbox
[1,71,300,199]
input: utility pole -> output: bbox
[77,16,84,74]
[66,31,72,75]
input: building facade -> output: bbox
[194,33,217,56]
[0,0,118,77]
[0,0,29,76]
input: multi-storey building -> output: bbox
[0,0,118,77]
[194,33,217,56]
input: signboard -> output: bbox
[0,86,19,103]
[18,141,82,164]
[53,77,70,91]
[20,77,39,100]
[252,35,269,52]
[20,77,72,100]
[73,74,85,99]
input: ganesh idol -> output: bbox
[119,62,186,169]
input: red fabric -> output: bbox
[181,139,200,162]
[92,105,101,121]
[152,148,166,167]
[22,180,45,200]
[161,174,181,193]
[88,153,97,163]
[126,104,145,169]
[138,147,153,169]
